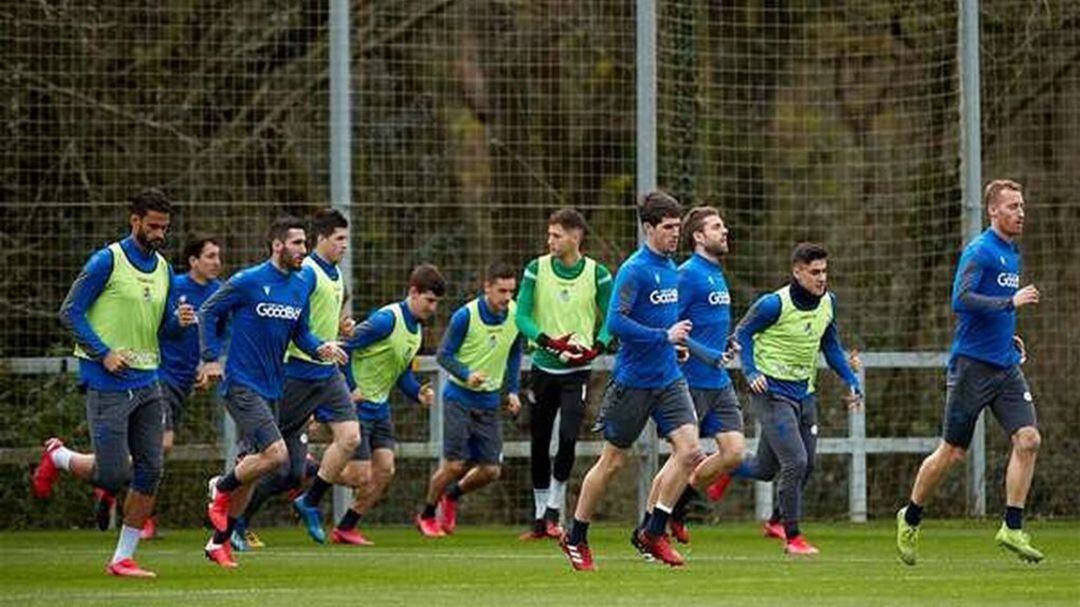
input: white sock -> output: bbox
[533,489,550,520]
[111,525,141,564]
[547,478,567,514]
[51,446,74,471]
[205,538,222,550]
[655,502,673,515]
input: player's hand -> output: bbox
[467,371,488,389]
[540,333,580,357]
[718,338,741,367]
[667,319,693,344]
[316,341,348,365]
[1013,334,1027,365]
[102,350,129,376]
[675,344,690,363]
[350,388,367,403]
[562,345,600,367]
[339,316,357,338]
[748,373,768,394]
[176,295,198,328]
[848,348,862,373]
[1012,284,1040,308]
[198,361,223,387]
[505,393,522,417]
[418,383,435,407]
[844,387,865,412]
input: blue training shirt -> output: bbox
[342,301,423,421]
[734,282,860,402]
[159,273,222,392]
[199,260,322,401]
[678,253,733,390]
[437,296,524,410]
[59,236,174,392]
[950,228,1022,368]
[284,252,343,382]
[607,245,683,388]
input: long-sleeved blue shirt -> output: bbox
[59,236,174,391]
[607,245,682,388]
[438,296,524,410]
[159,273,222,392]
[199,260,322,401]
[343,301,423,421]
[678,253,733,390]
[734,281,860,402]
[284,252,342,382]
[950,228,1022,368]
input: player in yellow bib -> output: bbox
[515,208,613,540]
[326,265,446,545]
[37,189,184,578]
[416,262,525,537]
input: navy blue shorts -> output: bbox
[943,356,1037,448]
[443,400,503,465]
[600,378,697,449]
[691,385,744,437]
[352,416,396,461]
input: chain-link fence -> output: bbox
[2,0,1077,529]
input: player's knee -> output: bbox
[940,443,967,465]
[95,464,132,495]
[263,441,289,469]
[783,452,809,476]
[444,460,467,477]
[681,448,706,471]
[131,462,162,495]
[1013,427,1041,454]
[336,425,361,453]
[484,465,502,482]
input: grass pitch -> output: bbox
[1,520,1076,606]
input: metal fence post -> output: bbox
[849,367,868,522]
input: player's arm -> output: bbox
[160,267,192,338]
[344,308,395,353]
[591,263,615,350]
[58,248,113,360]
[605,267,668,344]
[514,260,543,341]
[733,293,782,391]
[504,334,525,415]
[436,306,473,383]
[684,335,736,368]
[820,295,861,394]
[952,250,1015,313]
[198,275,245,363]
[292,303,345,364]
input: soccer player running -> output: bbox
[198,216,346,568]
[328,264,446,545]
[515,208,613,540]
[559,191,702,571]
[231,209,361,547]
[692,242,862,556]
[143,234,224,540]
[897,179,1044,565]
[33,189,179,577]
[638,206,743,547]
[416,261,524,537]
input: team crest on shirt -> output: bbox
[142,286,151,301]
[263,285,271,296]
[804,321,813,334]
[558,288,571,303]
[1000,256,1006,266]
[486,333,499,349]
[654,272,661,284]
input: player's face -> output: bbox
[547,224,581,257]
[131,210,170,252]
[646,216,681,255]
[274,228,307,271]
[318,227,349,264]
[793,258,828,297]
[484,277,517,314]
[409,288,442,321]
[697,214,729,256]
[190,242,223,281]
[989,189,1025,238]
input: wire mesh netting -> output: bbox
[1,1,1077,529]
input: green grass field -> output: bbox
[1,521,1077,606]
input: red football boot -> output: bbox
[106,558,157,578]
[31,438,65,499]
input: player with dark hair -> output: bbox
[897,179,1044,565]
[692,242,862,556]
[35,188,180,577]
[516,208,613,540]
[559,190,702,571]
[416,261,524,537]
[327,264,446,545]
[197,215,346,568]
